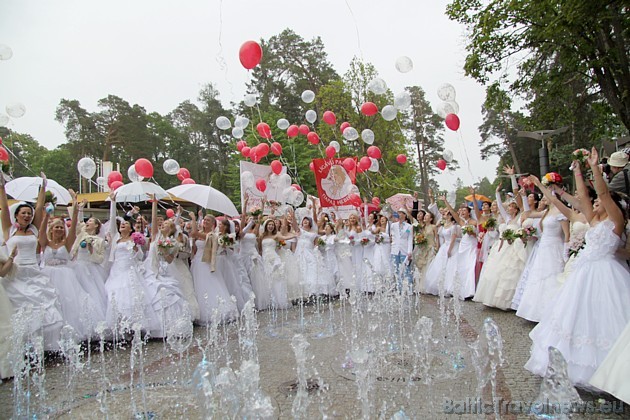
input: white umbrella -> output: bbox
[166,184,239,217]
[6,176,72,205]
[114,181,169,203]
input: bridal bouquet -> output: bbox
[276,239,286,250]
[360,237,370,246]
[461,225,476,236]
[414,233,427,246]
[501,229,516,245]
[218,233,235,248]
[157,237,179,255]
[131,232,146,247]
[317,237,326,249]
[481,217,497,231]
[374,233,385,244]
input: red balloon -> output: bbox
[256,122,272,139]
[182,178,196,185]
[270,159,282,175]
[287,125,299,138]
[325,145,336,158]
[110,180,123,191]
[396,154,407,164]
[134,158,154,178]
[339,122,350,133]
[252,155,262,164]
[236,140,247,151]
[239,40,263,70]
[166,209,175,218]
[241,146,251,157]
[361,102,378,116]
[359,156,372,170]
[291,184,301,191]
[372,197,380,206]
[107,171,123,187]
[0,137,3,145]
[258,142,270,157]
[255,178,266,192]
[271,142,282,155]
[0,146,8,162]
[298,124,310,135]
[367,146,381,159]
[309,162,315,171]
[307,132,320,145]
[437,159,447,170]
[445,113,460,131]
[322,111,336,125]
[177,168,191,181]
[342,157,356,172]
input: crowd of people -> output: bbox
[0,147,628,404]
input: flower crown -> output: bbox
[541,172,563,186]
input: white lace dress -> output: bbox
[4,233,63,350]
[454,224,478,299]
[359,228,377,292]
[525,220,630,387]
[294,229,322,296]
[590,319,630,403]
[510,217,542,310]
[335,229,355,292]
[261,238,289,309]
[278,237,300,301]
[241,233,270,310]
[0,245,14,378]
[423,225,459,296]
[319,234,339,295]
[170,235,200,321]
[372,230,391,279]
[43,246,104,340]
[73,236,109,323]
[516,212,568,322]
[190,238,237,324]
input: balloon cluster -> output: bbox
[436,83,460,131]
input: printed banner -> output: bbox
[240,160,287,214]
[312,157,357,208]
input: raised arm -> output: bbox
[572,161,595,223]
[33,172,47,229]
[588,148,624,235]
[108,191,118,240]
[439,194,463,225]
[39,211,50,249]
[150,195,158,240]
[0,173,10,241]
[495,183,511,223]
[470,187,482,221]
[65,190,79,251]
[530,176,576,222]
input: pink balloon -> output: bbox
[271,142,282,155]
[445,113,460,131]
[108,171,123,187]
[361,102,378,116]
[322,111,336,125]
[372,197,380,206]
[349,193,362,207]
[325,145,336,158]
[287,125,299,138]
[307,132,320,145]
[134,158,153,178]
[0,146,8,162]
[237,140,247,151]
[241,146,251,157]
[367,146,381,159]
[396,154,407,164]
[271,159,282,175]
[309,162,315,171]
[437,159,447,170]
[298,124,310,135]
[291,183,301,191]
[166,209,175,218]
[110,180,123,191]
[255,178,267,192]
[343,157,356,172]
[239,40,263,70]
[258,142,270,157]
[256,122,272,139]
[182,178,196,185]
[177,168,191,181]
[340,122,350,133]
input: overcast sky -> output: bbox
[0,0,500,190]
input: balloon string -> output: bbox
[344,0,364,61]
[456,130,476,181]
[214,0,235,101]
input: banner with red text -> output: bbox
[312,157,357,208]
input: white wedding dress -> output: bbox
[261,238,289,309]
[525,220,630,387]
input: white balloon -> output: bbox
[368,78,388,95]
[244,94,257,107]
[216,116,231,130]
[292,190,304,207]
[234,116,250,129]
[163,158,180,175]
[437,83,457,101]
[0,113,9,127]
[329,140,340,153]
[445,100,459,114]
[232,127,244,139]
[305,110,317,124]
[381,105,397,121]
[368,158,379,172]
[279,173,292,190]
[435,101,458,119]
[342,127,359,141]
[350,185,360,195]
[6,102,25,118]
[395,56,413,73]
[127,164,144,182]
[0,44,13,60]
[241,171,255,189]
[282,186,294,203]
[361,129,375,145]
[96,176,107,186]
[277,118,290,130]
[301,90,315,103]
[443,150,454,163]
[77,157,96,179]
[269,173,281,186]
[394,91,412,110]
